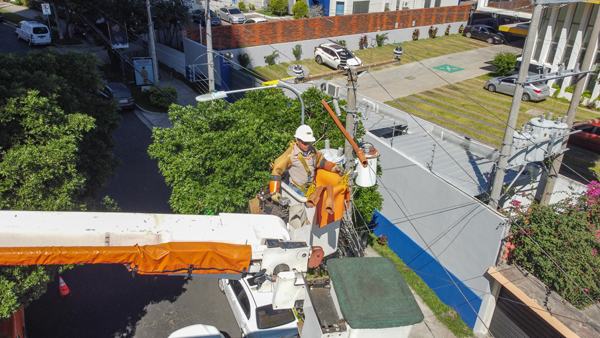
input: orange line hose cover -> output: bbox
[321,100,368,168]
[0,242,251,275]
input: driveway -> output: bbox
[337,44,522,103]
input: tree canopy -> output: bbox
[0,50,120,319]
[149,88,382,226]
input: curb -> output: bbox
[134,104,159,131]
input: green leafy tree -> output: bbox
[270,0,288,16]
[0,51,120,319]
[492,52,518,76]
[149,88,382,224]
[292,1,308,19]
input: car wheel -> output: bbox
[465,32,472,38]
[487,37,494,44]
[487,84,496,92]
[522,93,530,102]
[218,279,225,294]
[337,64,342,70]
[315,55,323,65]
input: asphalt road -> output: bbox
[23,110,241,338]
[0,22,241,336]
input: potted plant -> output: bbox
[428,25,438,38]
[412,28,420,41]
[445,24,450,36]
[459,24,464,34]
[359,35,368,49]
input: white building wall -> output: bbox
[327,0,457,16]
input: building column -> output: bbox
[551,4,575,92]
[537,6,559,65]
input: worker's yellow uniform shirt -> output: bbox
[271,143,335,188]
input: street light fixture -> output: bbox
[195,81,306,124]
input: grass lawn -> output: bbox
[250,34,492,81]
[0,9,29,25]
[386,73,600,179]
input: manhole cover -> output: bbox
[405,76,416,80]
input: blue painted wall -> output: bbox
[372,210,483,328]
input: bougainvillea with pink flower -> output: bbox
[507,181,600,309]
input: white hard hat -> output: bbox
[294,125,316,142]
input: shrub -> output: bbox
[428,26,439,38]
[270,0,288,16]
[149,85,178,108]
[445,24,451,36]
[264,51,278,65]
[359,35,368,49]
[375,33,388,47]
[238,1,247,12]
[506,182,600,309]
[292,44,302,60]
[492,52,518,76]
[249,3,256,10]
[552,84,561,98]
[412,28,420,41]
[308,4,324,18]
[336,39,346,47]
[458,24,464,34]
[292,1,308,19]
[238,53,251,68]
[565,86,575,93]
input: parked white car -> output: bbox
[219,277,299,338]
[168,324,225,338]
[314,42,362,70]
[15,21,51,46]
[217,7,246,24]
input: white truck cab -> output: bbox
[16,21,51,46]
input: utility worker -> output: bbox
[270,125,344,203]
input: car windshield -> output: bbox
[487,27,499,34]
[210,11,218,18]
[33,27,49,34]
[256,305,295,329]
[229,8,241,14]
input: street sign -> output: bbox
[433,64,464,73]
[41,3,51,15]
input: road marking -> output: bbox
[433,64,464,73]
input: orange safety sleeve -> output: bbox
[0,242,252,276]
[269,180,281,194]
[315,149,337,172]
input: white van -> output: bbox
[15,21,51,46]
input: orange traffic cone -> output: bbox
[59,276,70,297]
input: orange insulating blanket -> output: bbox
[0,242,251,275]
[313,169,350,227]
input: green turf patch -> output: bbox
[0,9,29,25]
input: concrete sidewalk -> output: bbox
[334,43,522,103]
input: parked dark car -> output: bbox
[569,120,600,152]
[463,25,505,44]
[191,9,220,26]
[100,82,135,111]
[0,12,4,24]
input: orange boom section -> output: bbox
[0,242,251,275]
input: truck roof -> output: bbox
[328,257,424,329]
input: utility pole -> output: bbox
[540,12,600,205]
[345,66,358,160]
[489,3,543,209]
[206,0,215,92]
[146,0,159,85]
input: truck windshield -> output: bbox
[256,305,295,329]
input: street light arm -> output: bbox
[276,82,305,125]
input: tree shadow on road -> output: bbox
[25,264,190,338]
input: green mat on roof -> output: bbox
[327,257,424,329]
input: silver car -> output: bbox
[217,7,246,24]
[484,75,550,102]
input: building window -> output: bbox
[434,0,441,7]
[533,8,552,62]
[336,1,344,15]
[424,0,431,8]
[545,5,569,64]
[352,1,369,13]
